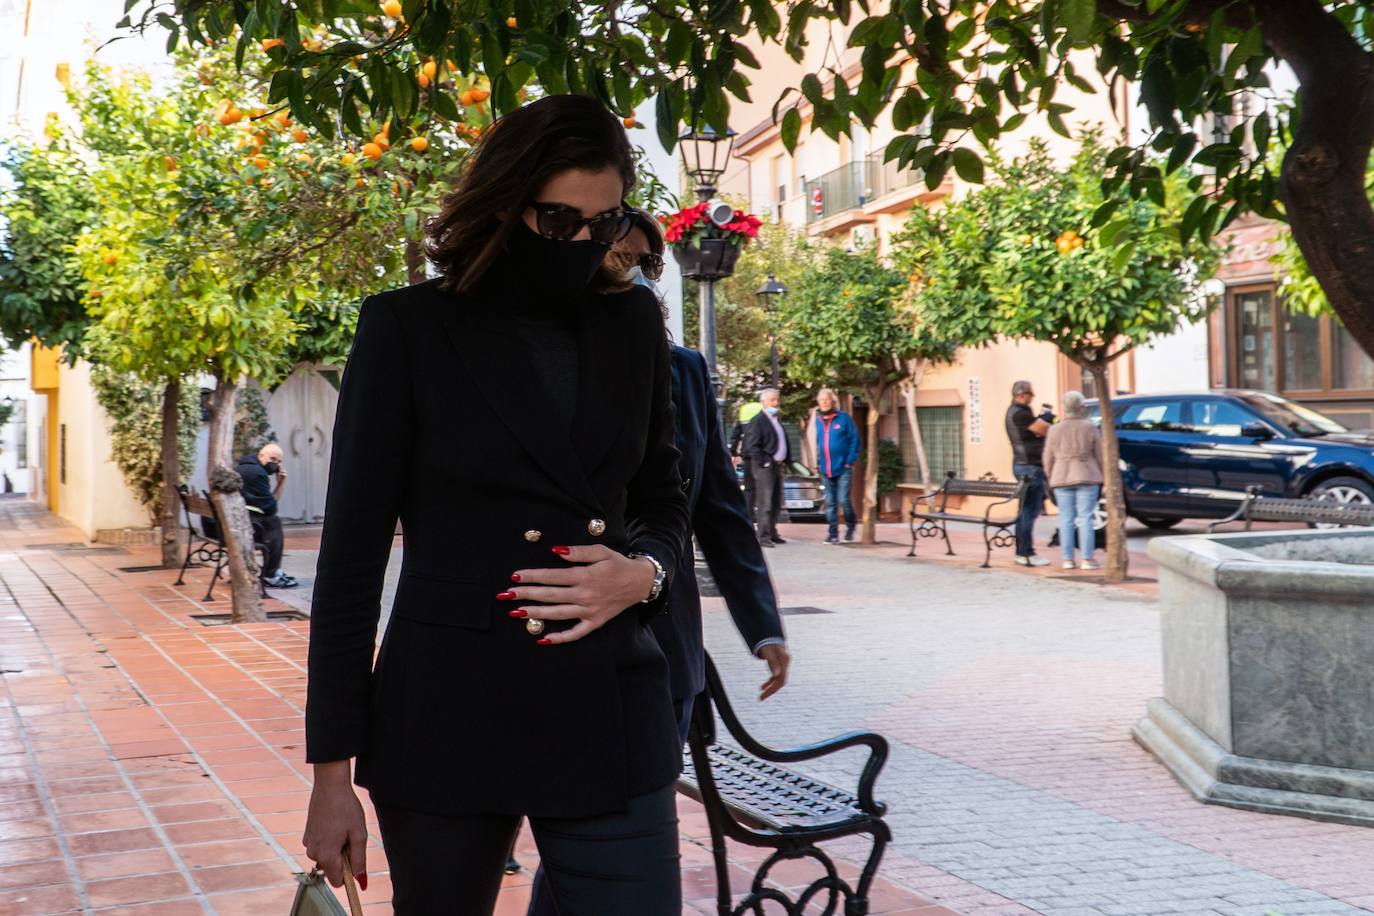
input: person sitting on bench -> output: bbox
[237,443,298,588]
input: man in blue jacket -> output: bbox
[814,388,861,544]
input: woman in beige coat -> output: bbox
[1043,390,1104,570]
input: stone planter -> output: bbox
[1138,528,1374,825]
[673,238,743,280]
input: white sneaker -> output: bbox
[1061,560,1077,570]
[1079,559,1101,570]
[1016,555,1050,567]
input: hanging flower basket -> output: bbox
[661,203,762,281]
[673,238,743,281]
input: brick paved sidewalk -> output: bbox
[0,502,942,915]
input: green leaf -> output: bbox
[781,106,801,152]
[1061,0,1097,46]
[951,148,984,183]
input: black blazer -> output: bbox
[743,410,791,468]
[657,348,784,701]
[305,279,689,819]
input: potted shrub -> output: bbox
[662,202,762,280]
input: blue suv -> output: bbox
[1087,390,1374,529]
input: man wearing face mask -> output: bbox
[236,442,297,588]
[743,388,791,548]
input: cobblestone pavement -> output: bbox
[0,503,938,915]
[697,521,1374,916]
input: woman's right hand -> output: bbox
[302,761,368,890]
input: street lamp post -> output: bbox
[676,125,736,401]
[756,274,787,389]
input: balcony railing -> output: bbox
[801,155,925,224]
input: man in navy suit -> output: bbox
[663,346,790,738]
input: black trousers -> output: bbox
[375,784,681,915]
[753,461,784,542]
[250,514,284,575]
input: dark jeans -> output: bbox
[821,468,856,538]
[754,461,784,542]
[1012,463,1045,557]
[376,784,681,916]
[251,513,283,576]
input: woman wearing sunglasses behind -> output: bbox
[302,95,689,914]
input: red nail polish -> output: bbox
[508,608,528,618]
[496,591,517,600]
[357,871,368,891]
[551,545,571,556]
[510,573,521,583]
[537,638,552,645]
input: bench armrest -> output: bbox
[982,487,1022,522]
[909,471,955,516]
[702,654,889,815]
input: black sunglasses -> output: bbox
[638,253,665,282]
[528,202,632,244]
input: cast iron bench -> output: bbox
[677,653,890,916]
[908,470,1029,567]
[174,485,268,601]
[1208,485,1374,532]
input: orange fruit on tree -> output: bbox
[89,289,101,298]
[341,152,357,166]
[418,73,431,89]
[261,38,284,51]
[101,251,118,266]
[362,142,383,160]
[372,132,390,150]
[506,16,518,27]
[459,89,475,106]
[253,154,270,169]
[296,152,313,165]
[623,116,637,128]
[382,0,402,16]
[421,60,437,80]
[410,136,429,152]
[293,128,308,142]
[164,155,178,172]
[471,87,490,102]
[356,177,366,188]
[274,111,291,127]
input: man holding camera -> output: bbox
[1005,380,1054,567]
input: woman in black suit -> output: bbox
[301,95,689,914]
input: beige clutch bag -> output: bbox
[290,851,364,916]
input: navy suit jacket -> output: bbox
[655,347,785,701]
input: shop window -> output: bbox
[1236,289,1275,391]
[1334,323,1374,391]
[1282,309,1323,390]
[897,406,964,483]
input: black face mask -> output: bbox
[506,220,610,300]
[263,460,281,475]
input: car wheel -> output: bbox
[1092,499,1107,533]
[1307,476,1374,527]
[1134,516,1183,531]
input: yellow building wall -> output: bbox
[54,360,151,538]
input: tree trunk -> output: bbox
[405,238,426,285]
[207,374,264,623]
[1255,0,1374,358]
[1088,364,1130,583]
[899,358,932,491]
[860,382,887,545]
[158,380,182,569]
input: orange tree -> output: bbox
[140,2,1374,368]
[69,45,472,620]
[893,137,1218,582]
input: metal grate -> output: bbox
[779,606,832,616]
[26,542,128,555]
[898,407,964,484]
[190,610,309,626]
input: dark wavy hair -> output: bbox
[425,94,637,293]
